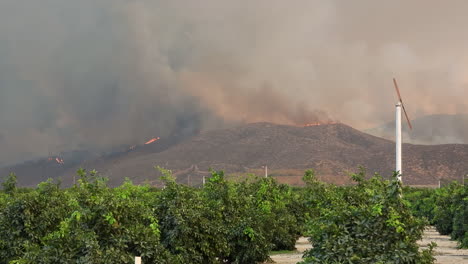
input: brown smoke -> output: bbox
[1,0,468,165]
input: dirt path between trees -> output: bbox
[268,237,310,264]
[269,227,468,264]
[419,226,468,264]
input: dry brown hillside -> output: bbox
[3,122,468,187]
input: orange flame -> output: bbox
[49,157,64,164]
[303,121,338,127]
[145,137,160,145]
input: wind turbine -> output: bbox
[392,78,412,183]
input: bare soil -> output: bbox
[419,226,468,264]
[267,237,310,264]
[269,227,468,264]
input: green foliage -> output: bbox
[300,170,435,264]
[1,167,310,264]
[0,170,173,264]
[299,169,330,236]
[155,169,307,263]
[202,170,272,263]
[0,180,70,263]
[452,198,468,247]
[1,167,447,263]
[155,171,228,263]
[2,172,17,195]
[407,181,468,249]
[433,182,468,247]
[249,177,302,250]
[432,182,466,236]
[403,187,436,224]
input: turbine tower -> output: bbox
[392,78,412,183]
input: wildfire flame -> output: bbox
[49,157,64,165]
[145,137,160,145]
[303,121,338,127]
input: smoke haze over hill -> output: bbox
[1,0,468,165]
[367,114,468,145]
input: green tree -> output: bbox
[3,170,174,264]
[202,170,272,263]
[1,172,17,195]
[301,171,435,264]
[155,168,229,263]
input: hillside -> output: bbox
[2,122,468,187]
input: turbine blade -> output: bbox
[393,78,403,102]
[393,78,412,130]
[401,103,413,130]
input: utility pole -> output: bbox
[261,165,268,178]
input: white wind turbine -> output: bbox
[392,78,413,183]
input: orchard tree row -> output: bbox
[405,181,468,249]
[0,168,435,264]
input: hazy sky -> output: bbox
[1,0,468,164]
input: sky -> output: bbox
[1,0,468,165]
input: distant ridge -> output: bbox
[2,122,468,187]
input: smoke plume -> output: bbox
[1,0,468,165]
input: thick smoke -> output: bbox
[1,0,468,165]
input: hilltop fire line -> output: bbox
[303,122,339,127]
